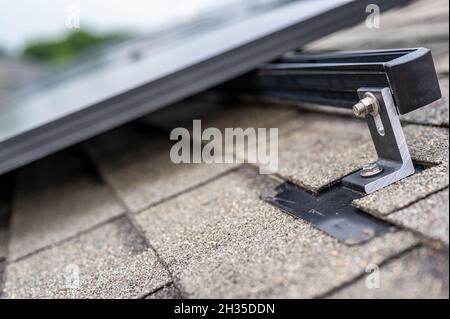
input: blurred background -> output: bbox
[0,0,291,100]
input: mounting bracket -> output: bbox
[341,87,414,193]
[228,48,442,193]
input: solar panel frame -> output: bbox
[0,0,408,175]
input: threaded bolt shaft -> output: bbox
[352,95,379,118]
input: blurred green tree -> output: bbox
[22,29,129,63]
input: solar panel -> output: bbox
[0,0,408,175]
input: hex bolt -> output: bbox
[360,162,384,178]
[353,93,380,118]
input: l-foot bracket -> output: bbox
[229,48,442,193]
[342,87,414,193]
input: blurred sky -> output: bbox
[0,0,238,53]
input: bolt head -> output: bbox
[360,162,384,178]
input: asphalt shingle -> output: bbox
[330,246,449,299]
[0,230,6,262]
[0,261,4,298]
[0,174,11,261]
[7,149,126,261]
[84,125,235,213]
[353,125,449,242]
[353,163,449,216]
[0,205,9,262]
[306,0,448,53]
[276,113,375,193]
[402,77,449,127]
[190,103,303,169]
[144,101,303,173]
[435,52,449,75]
[0,171,11,298]
[143,99,298,133]
[145,283,182,299]
[388,188,449,245]
[140,97,223,131]
[405,125,449,165]
[353,125,449,245]
[200,103,299,133]
[307,22,448,56]
[3,217,170,298]
[134,166,418,298]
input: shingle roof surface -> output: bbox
[0,0,448,298]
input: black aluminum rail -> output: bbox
[231,48,440,114]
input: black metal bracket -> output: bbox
[229,48,442,193]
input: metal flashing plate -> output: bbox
[262,182,395,245]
